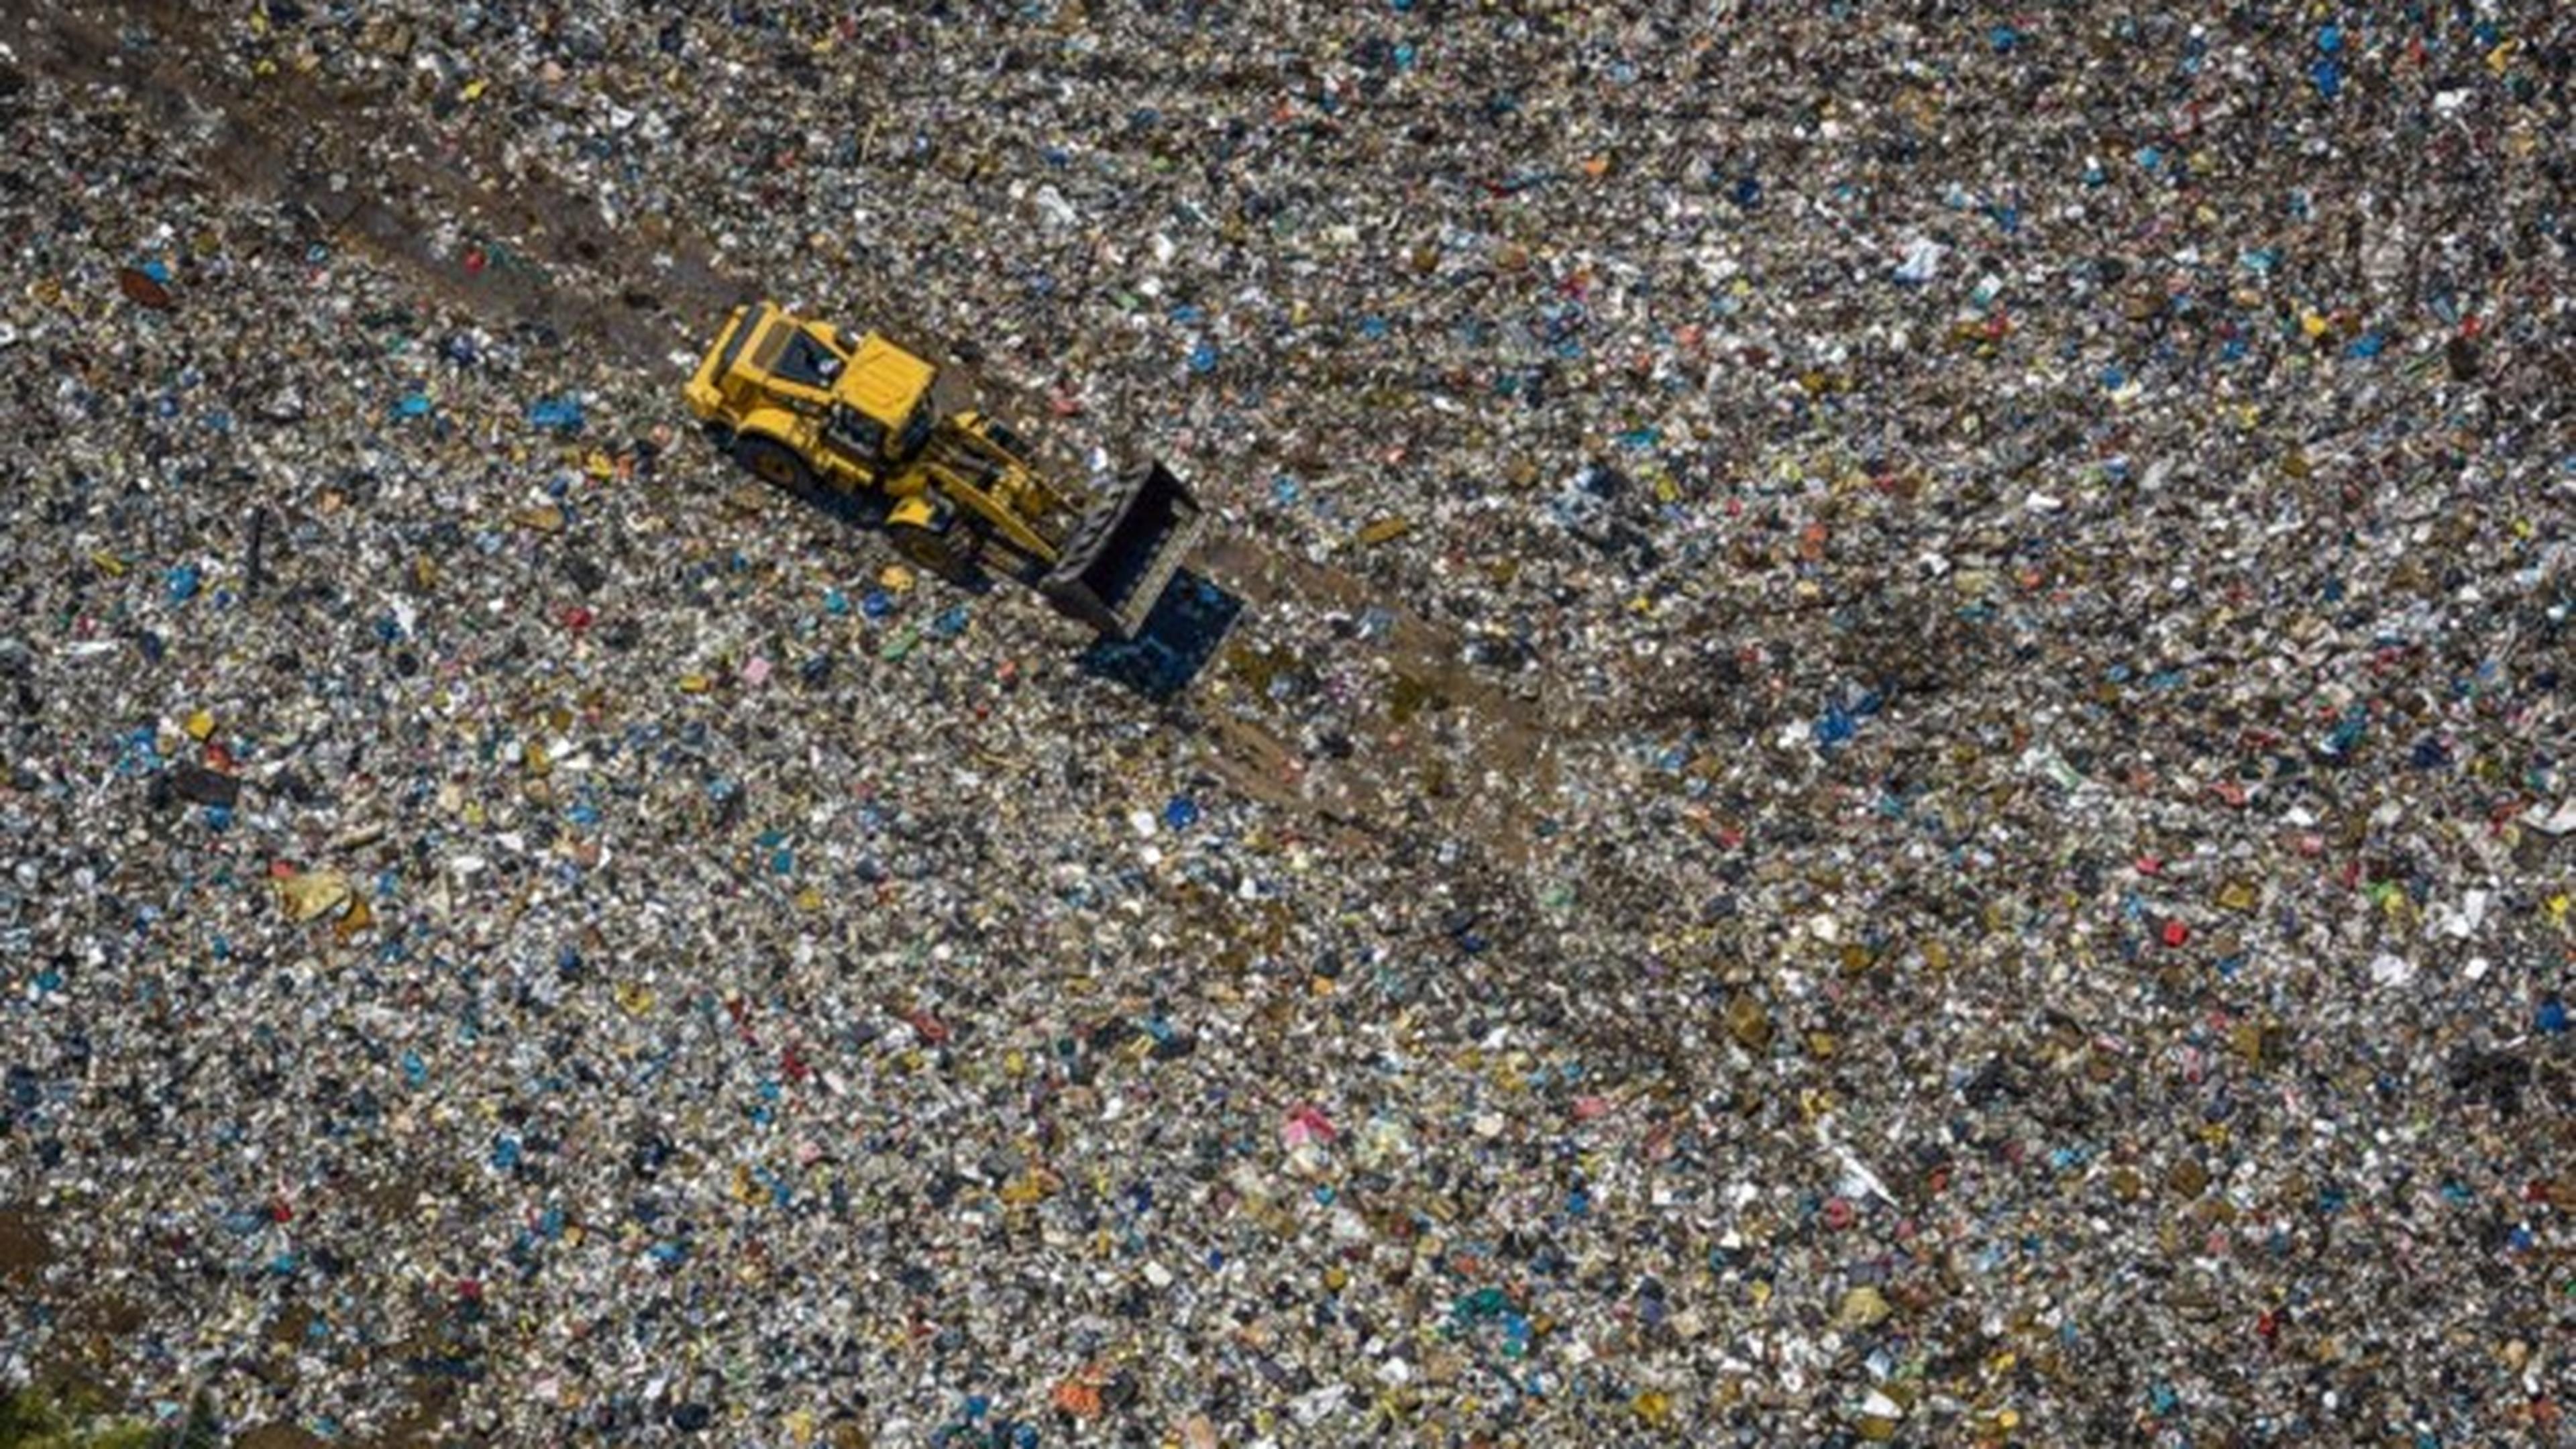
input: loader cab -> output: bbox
[688,305,938,453]
[767,326,845,388]
[824,335,940,468]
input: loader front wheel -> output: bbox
[735,435,812,492]
[888,521,981,588]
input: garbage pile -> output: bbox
[3,3,2569,1444]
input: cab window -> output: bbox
[770,329,844,389]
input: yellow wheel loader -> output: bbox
[682,301,1204,639]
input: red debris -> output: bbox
[117,266,174,310]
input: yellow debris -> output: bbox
[1836,1285,1892,1329]
[184,709,216,741]
[275,871,354,923]
[334,895,374,941]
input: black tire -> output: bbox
[700,421,736,455]
[888,521,980,587]
[734,435,812,490]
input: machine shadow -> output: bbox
[1077,570,1243,702]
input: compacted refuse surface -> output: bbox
[3,3,2571,1444]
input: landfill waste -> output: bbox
[3,2,2570,1444]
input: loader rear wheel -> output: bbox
[888,522,980,587]
[735,435,812,491]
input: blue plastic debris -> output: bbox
[1164,795,1201,830]
[526,395,585,431]
[166,564,201,606]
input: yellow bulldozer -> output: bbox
[683,301,1203,639]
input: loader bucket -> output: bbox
[1041,461,1205,639]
